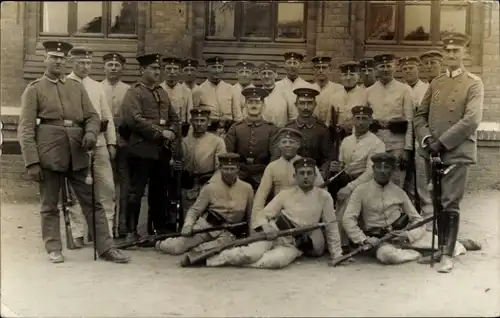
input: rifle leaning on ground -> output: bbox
[180,222,329,267]
[60,176,76,250]
[115,222,247,250]
[170,120,184,232]
[329,215,436,267]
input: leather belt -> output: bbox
[38,118,83,127]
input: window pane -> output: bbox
[241,1,272,38]
[207,1,235,38]
[404,5,431,41]
[109,1,137,34]
[41,2,68,33]
[77,2,103,34]
[277,2,305,39]
[367,3,396,41]
[440,5,467,38]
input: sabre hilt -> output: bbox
[85,151,94,185]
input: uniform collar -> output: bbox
[446,68,463,78]
[378,78,396,88]
[43,73,66,83]
[245,118,263,127]
[162,81,179,89]
[67,72,85,83]
[355,131,370,140]
[296,117,314,129]
[103,78,122,87]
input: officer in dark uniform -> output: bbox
[120,53,180,242]
[224,87,280,190]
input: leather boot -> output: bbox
[48,251,64,263]
[437,212,459,273]
[418,213,446,264]
[126,202,141,234]
[73,237,84,249]
[100,248,130,263]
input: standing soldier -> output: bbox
[66,47,117,243]
[286,87,334,173]
[193,56,242,134]
[18,40,129,263]
[120,53,180,242]
[275,52,311,91]
[161,56,193,135]
[258,61,297,128]
[414,32,484,273]
[101,52,131,238]
[181,57,200,92]
[419,51,444,83]
[233,61,256,115]
[358,57,376,89]
[224,87,280,190]
[366,54,414,188]
[310,56,343,125]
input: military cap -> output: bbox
[339,61,360,73]
[103,52,126,65]
[162,56,182,66]
[277,127,303,141]
[69,46,93,59]
[284,52,305,62]
[43,40,73,57]
[258,61,278,72]
[236,61,256,71]
[419,50,444,62]
[351,105,373,116]
[293,87,320,99]
[312,56,332,65]
[190,107,211,118]
[371,152,397,167]
[205,56,224,66]
[218,153,241,167]
[442,32,471,48]
[181,57,199,69]
[136,53,161,67]
[398,56,421,67]
[359,57,375,69]
[293,157,316,170]
[373,54,396,65]
[241,87,269,100]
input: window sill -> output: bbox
[240,37,273,42]
[275,38,306,43]
[38,34,138,43]
[206,36,238,41]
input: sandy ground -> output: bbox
[1,190,499,317]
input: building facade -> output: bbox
[1,0,499,189]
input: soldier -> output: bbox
[258,61,297,128]
[193,56,242,134]
[310,56,343,125]
[358,57,376,89]
[66,47,117,243]
[419,50,444,83]
[252,128,325,218]
[101,52,130,238]
[414,32,484,273]
[160,56,193,134]
[366,53,414,188]
[181,57,200,92]
[120,53,180,242]
[342,152,426,265]
[18,40,129,263]
[206,157,343,269]
[275,52,311,91]
[286,87,334,172]
[232,61,256,114]
[224,87,280,190]
[156,153,254,255]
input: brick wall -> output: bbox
[0,2,26,108]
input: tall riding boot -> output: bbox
[420,213,446,264]
[437,212,459,273]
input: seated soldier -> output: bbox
[252,127,325,218]
[156,153,254,255]
[206,158,343,269]
[342,152,426,264]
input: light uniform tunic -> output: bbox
[181,132,226,176]
[311,81,344,125]
[326,85,368,127]
[275,76,311,91]
[160,82,193,123]
[193,80,243,122]
[260,86,298,128]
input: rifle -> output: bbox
[329,215,436,267]
[180,222,329,267]
[170,119,184,232]
[85,150,98,260]
[319,167,347,189]
[60,176,76,250]
[115,222,247,249]
[411,123,422,212]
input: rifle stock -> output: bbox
[180,222,329,267]
[61,177,76,250]
[330,215,436,267]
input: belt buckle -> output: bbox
[159,119,166,125]
[63,120,74,127]
[246,157,254,164]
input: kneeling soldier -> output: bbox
[157,153,254,255]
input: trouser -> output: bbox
[67,145,116,238]
[404,151,433,230]
[40,168,113,254]
[387,148,406,188]
[328,172,355,247]
[126,152,171,235]
[113,146,130,236]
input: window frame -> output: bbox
[39,1,138,39]
[365,0,471,46]
[205,1,308,43]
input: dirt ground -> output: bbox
[1,190,499,318]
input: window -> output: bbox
[40,1,138,38]
[366,0,470,45]
[206,1,307,42]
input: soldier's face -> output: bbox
[45,54,66,76]
[284,59,301,77]
[422,59,442,80]
[207,64,224,82]
[190,116,209,134]
[164,64,181,83]
[401,64,419,83]
[352,114,371,135]
[237,68,253,86]
[245,98,264,116]
[104,61,124,81]
[143,63,161,83]
[340,71,359,88]
[373,162,393,186]
[73,58,92,78]
[260,70,277,86]
[220,165,239,185]
[443,46,465,68]
[296,97,316,117]
[182,66,197,83]
[314,63,330,81]
[296,166,316,189]
[360,67,376,86]
[376,62,395,82]
[278,138,300,159]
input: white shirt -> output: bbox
[275,76,311,91]
[260,86,298,127]
[160,81,193,123]
[193,80,243,121]
[312,81,344,125]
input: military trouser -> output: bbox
[113,146,130,236]
[67,145,116,238]
[40,168,114,254]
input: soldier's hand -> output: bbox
[337,186,352,202]
[364,236,380,247]
[399,150,411,170]
[181,225,193,237]
[391,230,409,243]
[162,130,176,142]
[329,160,343,172]
[82,132,97,151]
[107,145,117,160]
[172,160,183,171]
[26,163,43,182]
[428,140,443,155]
